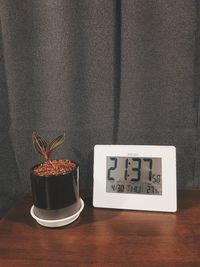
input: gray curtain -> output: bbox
[0,0,199,216]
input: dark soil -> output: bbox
[33,160,76,177]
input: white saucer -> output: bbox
[30,198,84,227]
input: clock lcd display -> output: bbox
[106,157,162,195]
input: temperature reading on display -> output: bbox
[106,157,162,195]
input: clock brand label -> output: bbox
[106,156,162,195]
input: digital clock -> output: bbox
[106,156,162,195]
[93,145,177,212]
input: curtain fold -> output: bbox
[0,0,200,216]
[118,0,198,188]
[0,19,23,216]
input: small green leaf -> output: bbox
[48,134,65,152]
[32,132,48,159]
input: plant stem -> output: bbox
[49,160,55,168]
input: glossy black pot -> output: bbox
[30,162,81,220]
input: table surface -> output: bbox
[0,190,200,267]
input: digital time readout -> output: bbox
[106,156,162,195]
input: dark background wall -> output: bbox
[0,0,200,217]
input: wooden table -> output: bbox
[0,190,200,267]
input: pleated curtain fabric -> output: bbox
[0,0,199,216]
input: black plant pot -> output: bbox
[30,161,83,227]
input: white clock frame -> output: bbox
[93,145,177,212]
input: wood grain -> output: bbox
[0,190,200,267]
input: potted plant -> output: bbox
[30,132,84,227]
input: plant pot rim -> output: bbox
[30,160,79,178]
